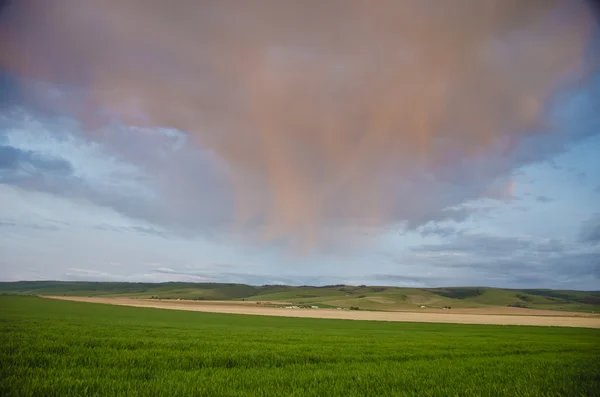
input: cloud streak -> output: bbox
[1,0,598,250]
[0,145,72,174]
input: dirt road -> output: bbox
[44,296,600,328]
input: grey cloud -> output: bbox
[580,214,600,245]
[368,270,547,288]
[2,117,236,245]
[0,72,20,109]
[567,167,587,182]
[548,252,600,278]
[93,223,171,238]
[437,207,474,223]
[2,113,235,238]
[130,226,169,238]
[548,160,561,170]
[411,233,561,257]
[0,144,81,199]
[152,266,335,286]
[536,195,553,203]
[496,252,600,288]
[370,274,433,286]
[0,219,61,231]
[509,274,546,286]
[0,147,143,226]
[418,224,462,238]
[62,267,212,283]
[404,204,487,230]
[0,145,72,174]
[401,233,597,289]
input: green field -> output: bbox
[1,296,599,396]
[2,281,600,313]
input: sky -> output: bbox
[0,0,599,289]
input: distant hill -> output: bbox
[1,281,599,313]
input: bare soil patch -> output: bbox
[43,296,600,328]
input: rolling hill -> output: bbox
[1,281,599,313]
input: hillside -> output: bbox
[1,281,599,313]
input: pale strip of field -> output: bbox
[44,296,600,328]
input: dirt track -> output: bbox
[44,296,600,328]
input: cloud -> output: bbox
[0,71,20,108]
[566,167,588,183]
[418,224,462,239]
[93,224,170,238]
[1,113,237,236]
[0,135,155,221]
[0,0,599,250]
[535,195,553,203]
[0,144,79,195]
[548,252,600,279]
[370,274,433,287]
[0,145,72,174]
[63,267,212,283]
[580,214,600,245]
[393,233,598,288]
[411,233,564,257]
[0,217,61,231]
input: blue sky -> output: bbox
[0,1,599,289]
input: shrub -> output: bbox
[516,294,533,302]
[508,302,527,308]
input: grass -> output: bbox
[1,296,599,396]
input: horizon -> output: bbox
[1,1,599,290]
[2,280,599,293]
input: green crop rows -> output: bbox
[1,296,599,396]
